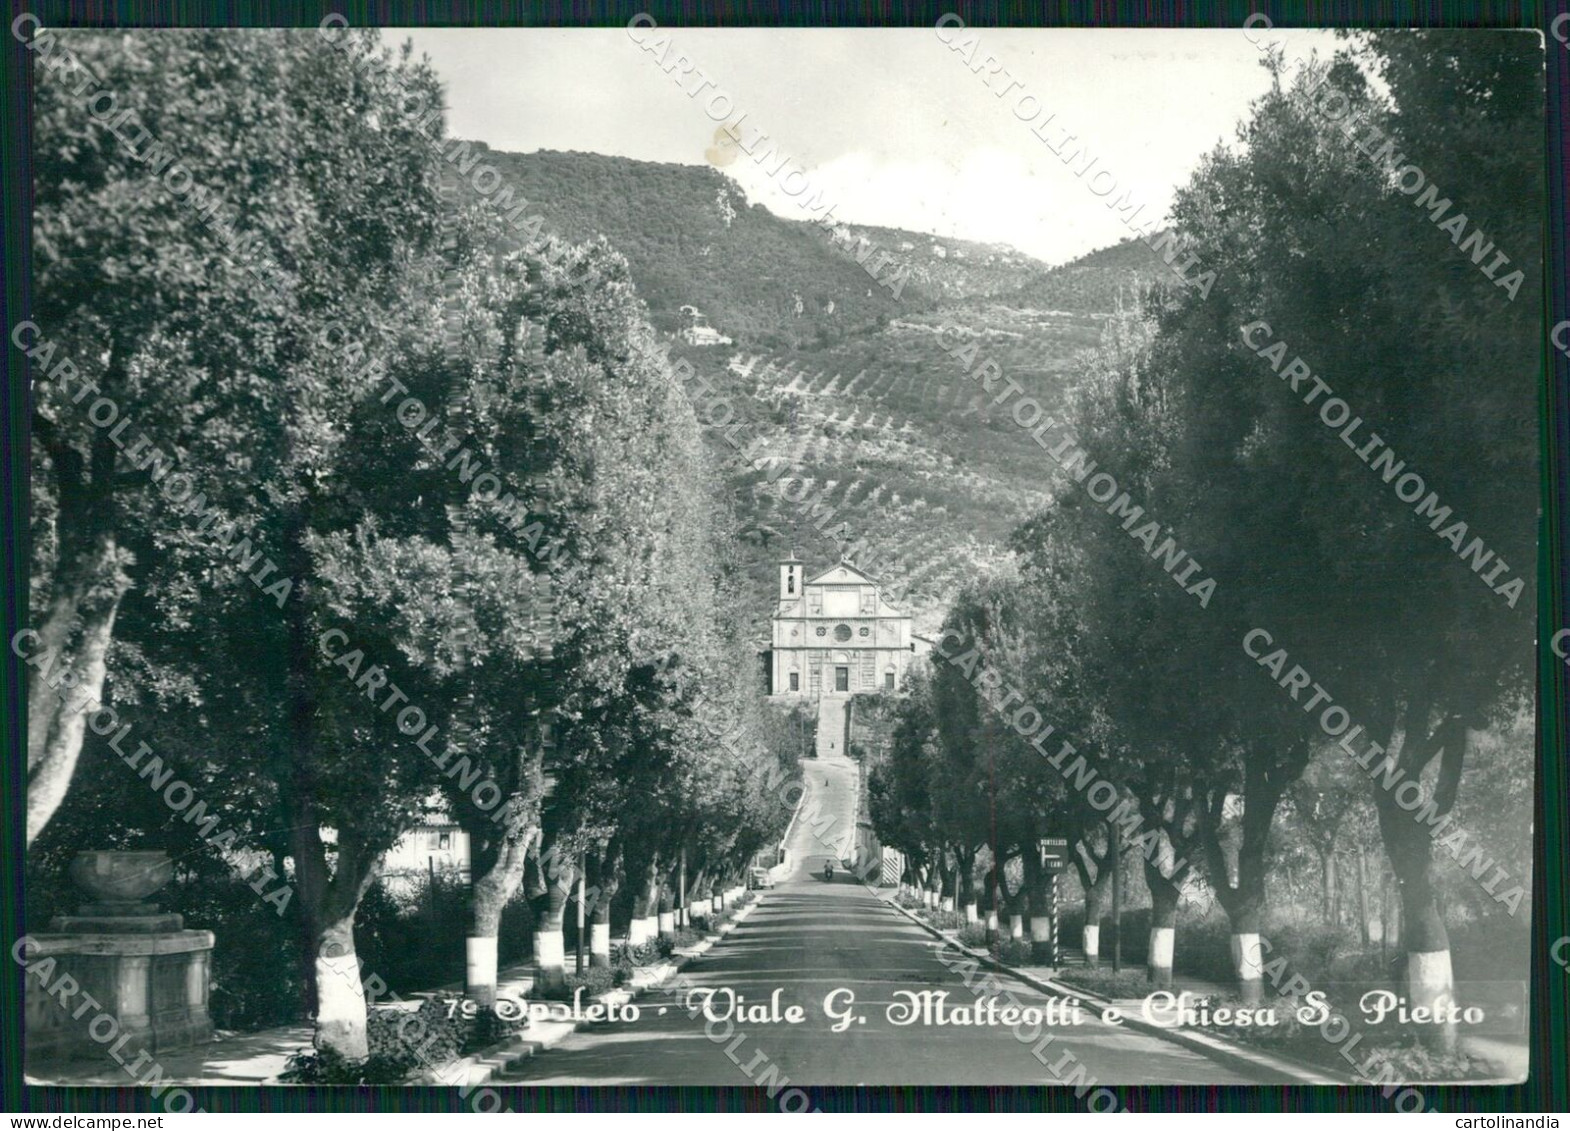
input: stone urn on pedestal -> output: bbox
[60,850,179,930]
[24,850,215,1068]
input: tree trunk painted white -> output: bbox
[986,909,998,933]
[1009,914,1024,939]
[692,898,711,918]
[658,910,675,936]
[534,929,565,985]
[1231,933,1264,1003]
[963,901,979,923]
[1030,916,1053,943]
[465,937,498,1007]
[1407,949,1456,1046]
[1082,924,1100,963]
[314,950,369,1060]
[628,917,650,946]
[590,923,611,965]
[464,826,536,1005]
[1148,926,1175,986]
[940,896,955,912]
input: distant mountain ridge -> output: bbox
[1005,232,1177,312]
[443,143,1169,632]
[446,143,1054,348]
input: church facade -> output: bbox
[765,554,916,698]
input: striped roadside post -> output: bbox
[1049,871,1059,967]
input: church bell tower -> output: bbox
[779,550,802,601]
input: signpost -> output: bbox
[1038,838,1069,966]
[1037,838,1069,872]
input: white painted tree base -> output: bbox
[1230,932,1264,982]
[534,930,565,973]
[1408,949,1455,1010]
[963,902,979,923]
[1149,926,1175,969]
[590,923,611,961]
[1082,925,1100,962]
[1148,925,1175,985]
[1009,915,1024,939]
[315,952,369,1059]
[466,936,498,1000]
[658,911,675,936]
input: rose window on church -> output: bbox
[834,624,852,642]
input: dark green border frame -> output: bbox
[1,0,1564,1114]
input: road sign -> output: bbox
[1038,837,1070,873]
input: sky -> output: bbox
[400,27,1341,266]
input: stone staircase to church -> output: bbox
[816,696,851,761]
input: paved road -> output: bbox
[498,756,1274,1087]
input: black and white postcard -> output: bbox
[6,11,1565,1118]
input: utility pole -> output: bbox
[678,846,687,929]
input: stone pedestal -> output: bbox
[24,851,214,1069]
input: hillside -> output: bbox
[1010,232,1179,313]
[456,144,1047,350]
[446,145,1163,635]
[822,221,1051,304]
[670,289,1134,637]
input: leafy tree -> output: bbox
[1153,31,1541,1036]
[23,28,442,846]
[26,28,462,1059]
